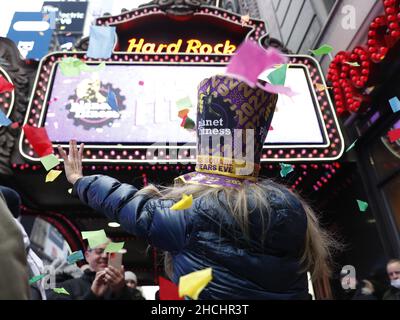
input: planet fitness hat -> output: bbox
[175,75,278,188]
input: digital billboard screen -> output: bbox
[43,63,327,146]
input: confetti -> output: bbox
[357,200,368,212]
[176,96,192,110]
[346,139,358,152]
[40,154,60,171]
[344,61,360,67]
[183,117,195,130]
[268,64,288,86]
[226,40,296,96]
[226,40,287,87]
[178,108,190,119]
[22,125,54,157]
[87,25,116,59]
[45,169,62,182]
[159,276,183,300]
[389,97,400,113]
[240,14,250,26]
[170,194,193,211]
[388,129,400,143]
[53,287,69,295]
[104,242,125,253]
[0,110,12,126]
[67,250,84,264]
[179,268,212,300]
[309,44,333,56]
[0,76,14,93]
[280,163,294,178]
[81,229,109,249]
[29,274,46,285]
[364,86,375,95]
[315,83,332,92]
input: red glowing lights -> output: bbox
[328,0,400,116]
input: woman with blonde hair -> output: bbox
[59,74,337,299]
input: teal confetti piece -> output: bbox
[280,163,294,178]
[346,139,358,153]
[67,250,84,264]
[29,274,46,285]
[267,64,288,86]
[389,97,400,113]
[357,200,368,212]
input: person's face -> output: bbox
[125,280,136,289]
[387,262,400,281]
[85,243,108,272]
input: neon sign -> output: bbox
[328,0,400,116]
[127,38,237,54]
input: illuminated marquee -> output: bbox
[127,38,237,54]
[19,5,343,164]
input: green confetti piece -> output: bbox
[183,117,196,130]
[176,97,192,110]
[53,287,70,295]
[280,163,294,178]
[29,274,46,285]
[79,61,106,73]
[59,57,83,77]
[357,200,368,212]
[104,241,125,253]
[81,230,109,249]
[310,44,333,56]
[40,154,60,171]
[344,61,360,67]
[346,139,358,153]
[267,64,288,86]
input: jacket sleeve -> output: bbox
[73,175,192,252]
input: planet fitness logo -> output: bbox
[66,78,126,130]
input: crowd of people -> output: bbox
[0,185,145,300]
[339,260,400,300]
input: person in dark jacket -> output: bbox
[58,72,336,299]
[383,259,400,300]
[47,241,131,300]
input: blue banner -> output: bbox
[7,12,53,60]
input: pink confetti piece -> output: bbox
[226,40,288,87]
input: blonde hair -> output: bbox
[137,180,338,281]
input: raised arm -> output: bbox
[58,140,192,252]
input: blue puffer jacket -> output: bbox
[74,175,309,300]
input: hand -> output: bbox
[58,140,84,185]
[105,265,125,294]
[91,270,108,297]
